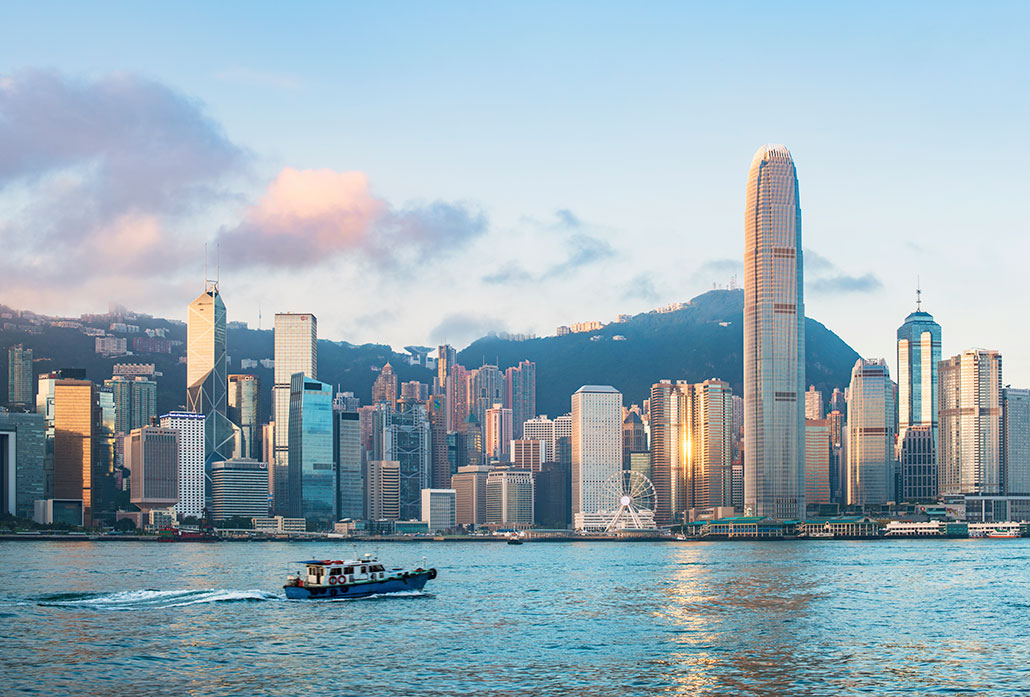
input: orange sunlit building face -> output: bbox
[53,380,96,525]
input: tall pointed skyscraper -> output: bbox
[186,282,235,467]
[743,144,806,519]
[897,287,941,444]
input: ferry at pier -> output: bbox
[283,554,437,600]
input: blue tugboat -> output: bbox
[283,554,437,600]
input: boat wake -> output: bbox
[38,588,279,610]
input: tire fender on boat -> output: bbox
[428,568,437,580]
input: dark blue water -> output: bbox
[2,539,1029,696]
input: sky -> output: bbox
[1,2,1028,383]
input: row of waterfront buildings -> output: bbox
[3,143,1029,532]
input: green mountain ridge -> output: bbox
[1,289,859,420]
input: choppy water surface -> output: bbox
[2,539,1029,696]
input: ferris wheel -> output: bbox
[602,471,657,532]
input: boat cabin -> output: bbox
[296,557,388,587]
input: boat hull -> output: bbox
[284,570,434,600]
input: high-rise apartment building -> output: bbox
[227,374,260,460]
[622,409,646,468]
[1002,388,1030,495]
[743,144,806,520]
[126,426,179,513]
[288,373,334,524]
[273,313,317,479]
[504,360,536,439]
[846,359,897,507]
[469,365,504,431]
[187,284,235,467]
[447,364,470,433]
[571,385,622,527]
[53,380,97,525]
[371,363,397,405]
[7,345,34,406]
[160,412,206,519]
[104,376,157,435]
[805,386,823,420]
[939,350,1003,496]
[484,403,513,461]
[437,344,457,391]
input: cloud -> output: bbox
[622,273,661,302]
[430,312,507,345]
[216,167,487,270]
[542,233,616,279]
[809,273,883,295]
[691,258,743,283]
[483,263,534,285]
[804,249,835,273]
[481,209,615,285]
[555,208,582,228]
[0,69,247,304]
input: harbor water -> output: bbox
[2,539,1028,696]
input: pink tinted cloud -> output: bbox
[218,167,486,270]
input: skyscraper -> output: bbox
[804,419,832,506]
[371,363,397,405]
[7,345,34,406]
[273,313,317,472]
[484,402,513,461]
[649,379,733,522]
[187,284,235,467]
[227,374,261,460]
[288,373,334,524]
[469,365,504,431]
[897,290,942,450]
[523,415,555,461]
[160,412,206,519]
[743,144,806,519]
[53,380,97,525]
[846,359,897,507]
[485,468,534,528]
[0,411,45,518]
[425,395,451,489]
[939,350,1003,496]
[451,464,489,527]
[382,400,430,521]
[126,426,179,514]
[804,386,823,420]
[334,410,363,520]
[104,375,157,435]
[504,360,536,439]
[571,385,622,528]
[1002,388,1030,495]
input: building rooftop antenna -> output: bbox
[916,277,922,311]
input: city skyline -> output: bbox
[1,4,1028,386]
